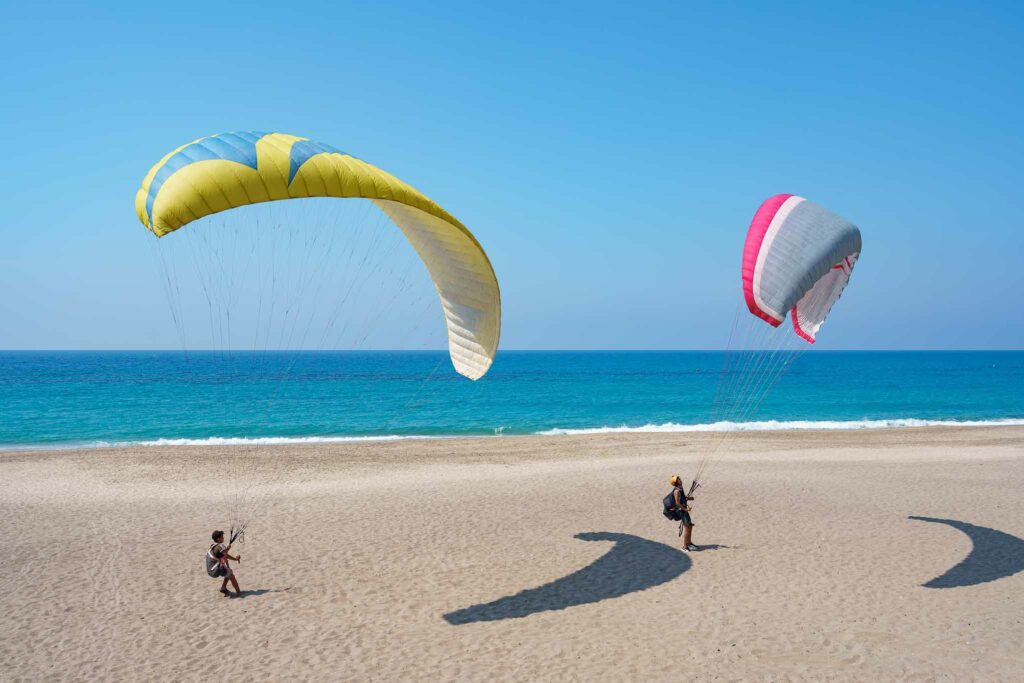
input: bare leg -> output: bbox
[220,575,231,595]
[228,574,241,596]
[683,524,693,548]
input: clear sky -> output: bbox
[1,1,1022,350]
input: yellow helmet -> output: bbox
[669,475,682,486]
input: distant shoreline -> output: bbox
[4,418,1024,455]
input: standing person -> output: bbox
[208,530,242,597]
[664,475,696,551]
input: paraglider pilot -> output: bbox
[209,530,242,597]
[665,475,696,551]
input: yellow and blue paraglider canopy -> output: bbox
[135,131,500,380]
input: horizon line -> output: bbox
[1,348,1022,354]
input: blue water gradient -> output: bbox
[1,351,1021,448]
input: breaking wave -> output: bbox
[131,435,432,446]
[535,417,1024,436]
[4,418,1023,451]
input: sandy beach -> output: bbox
[2,426,1023,681]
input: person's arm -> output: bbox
[226,553,240,562]
[673,489,685,510]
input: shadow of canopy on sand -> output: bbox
[443,532,690,625]
[909,516,1024,588]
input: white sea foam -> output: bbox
[3,418,1022,451]
[0,434,438,451]
[132,435,429,447]
[535,417,1024,436]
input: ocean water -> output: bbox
[0,351,1022,449]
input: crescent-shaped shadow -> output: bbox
[909,516,1024,588]
[443,532,690,625]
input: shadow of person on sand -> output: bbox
[232,588,290,598]
[909,516,1024,588]
[443,532,690,625]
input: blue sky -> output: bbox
[1,1,1021,350]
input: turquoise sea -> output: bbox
[1,351,1022,449]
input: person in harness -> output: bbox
[663,475,696,552]
[206,530,242,597]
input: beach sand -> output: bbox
[2,426,1023,681]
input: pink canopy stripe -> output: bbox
[741,193,793,326]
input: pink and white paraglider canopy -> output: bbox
[741,194,862,343]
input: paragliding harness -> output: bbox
[204,526,244,578]
[205,547,228,578]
